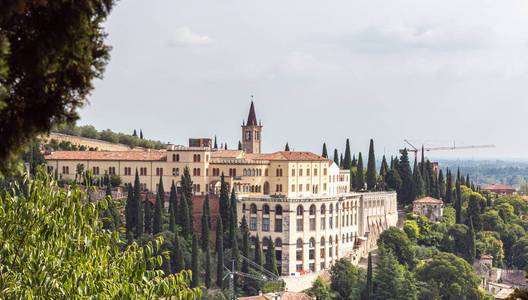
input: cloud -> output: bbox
[167,26,214,47]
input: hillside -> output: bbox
[42,132,146,152]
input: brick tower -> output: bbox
[241,99,262,154]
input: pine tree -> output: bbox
[169,181,177,233]
[354,152,364,191]
[412,159,425,200]
[191,234,200,287]
[285,142,290,151]
[455,169,462,224]
[343,138,352,169]
[333,149,339,166]
[133,170,143,237]
[366,139,377,190]
[322,143,328,158]
[216,217,224,288]
[373,247,408,300]
[366,253,373,300]
[397,149,414,206]
[238,141,242,150]
[201,199,210,251]
[219,173,230,231]
[214,136,218,149]
[143,194,153,234]
[153,176,164,234]
[265,237,279,276]
[254,234,263,267]
[380,155,388,179]
[172,232,185,273]
[240,217,250,274]
[132,129,137,137]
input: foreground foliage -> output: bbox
[0,170,201,299]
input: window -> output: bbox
[299,184,302,192]
[323,183,327,191]
[296,219,303,231]
[124,167,131,176]
[263,237,269,249]
[309,238,315,260]
[310,205,316,215]
[292,169,295,176]
[296,239,303,262]
[108,167,116,175]
[265,169,268,176]
[275,238,282,248]
[321,216,325,230]
[297,205,303,216]
[306,184,310,191]
[263,218,270,232]
[263,205,270,214]
[275,205,283,215]
[329,216,333,229]
[193,168,201,176]
[250,217,257,231]
[329,204,333,214]
[92,166,99,175]
[62,166,69,174]
[193,154,201,162]
[299,169,303,176]
[291,184,295,192]
[309,263,315,272]
[275,218,283,232]
[310,218,315,231]
[255,131,260,140]
[275,169,283,177]
[245,131,251,141]
[173,154,180,162]
[314,168,318,176]
[156,167,163,176]
[296,264,303,271]
[140,168,147,176]
[324,168,327,175]
[250,204,257,214]
[307,169,310,176]
[320,238,325,259]
[172,168,180,176]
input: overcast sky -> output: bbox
[80,0,528,160]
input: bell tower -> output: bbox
[241,98,262,154]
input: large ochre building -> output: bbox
[45,101,397,276]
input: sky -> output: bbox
[80,0,528,160]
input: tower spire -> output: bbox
[247,97,257,126]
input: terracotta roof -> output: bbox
[482,184,516,191]
[413,197,443,204]
[45,150,166,161]
[247,101,258,126]
[211,150,244,159]
[481,254,494,259]
[245,151,328,161]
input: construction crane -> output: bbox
[399,139,495,161]
[222,251,280,300]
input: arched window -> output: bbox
[243,169,247,176]
[320,237,326,262]
[309,238,316,263]
[309,238,315,248]
[263,204,270,214]
[275,238,282,248]
[275,205,283,215]
[320,204,326,215]
[251,169,256,176]
[297,239,303,248]
[263,237,269,249]
[329,236,333,257]
[250,204,257,214]
[297,205,304,216]
[309,205,316,216]
[250,236,256,247]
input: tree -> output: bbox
[306,276,331,300]
[204,238,212,288]
[153,176,164,234]
[172,232,185,273]
[103,183,119,230]
[143,194,153,234]
[228,187,238,250]
[438,169,446,200]
[224,143,227,150]
[343,138,352,169]
[379,155,389,188]
[373,248,408,300]
[219,173,230,233]
[412,159,425,200]
[322,143,328,158]
[216,217,224,288]
[377,227,416,269]
[169,181,177,233]
[354,152,364,191]
[191,234,200,288]
[202,197,211,251]
[0,169,201,298]
[132,129,137,137]
[133,169,143,237]
[125,183,135,235]
[254,234,263,267]
[445,169,453,204]
[366,253,373,300]
[455,170,462,224]
[416,252,484,300]
[366,139,377,190]
[214,136,218,149]
[240,217,250,274]
[386,169,402,191]
[329,258,361,299]
[285,142,290,151]
[0,1,117,175]
[397,149,414,206]
[265,238,279,276]
[180,194,191,238]
[340,154,343,167]
[140,129,143,139]
[238,141,242,150]
[181,167,193,229]
[467,220,476,264]
[333,149,339,166]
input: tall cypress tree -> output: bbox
[143,194,153,234]
[380,155,388,179]
[322,143,328,158]
[132,129,137,137]
[228,187,238,250]
[366,252,373,300]
[172,232,185,273]
[224,143,228,150]
[352,154,357,167]
[201,198,211,251]
[445,169,453,204]
[205,239,212,288]
[467,219,476,264]
[438,169,445,200]
[466,174,471,188]
[139,129,143,139]
[169,181,177,233]
[240,217,250,274]
[366,139,377,190]
[133,169,143,237]
[238,141,242,150]
[333,149,339,166]
[343,138,352,169]
[420,145,425,176]
[191,234,200,287]
[181,194,191,238]
[339,154,343,168]
[216,217,224,288]
[397,149,414,206]
[204,195,211,229]
[265,237,279,276]
[354,152,364,191]
[125,183,134,235]
[412,158,425,200]
[455,169,462,224]
[181,167,193,230]
[219,173,230,231]
[153,176,164,234]
[214,135,218,149]
[285,142,290,151]
[254,234,263,267]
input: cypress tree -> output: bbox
[420,145,425,176]
[397,149,414,206]
[125,183,134,235]
[343,138,351,169]
[132,129,137,137]
[191,234,200,287]
[219,173,230,231]
[153,176,164,234]
[143,194,153,234]
[238,140,242,150]
[240,217,250,274]
[366,139,377,190]
[214,135,218,149]
[455,169,462,224]
[254,234,263,267]
[229,187,238,245]
[265,237,279,276]
[438,169,445,200]
[103,183,119,230]
[466,174,470,188]
[333,149,339,166]
[445,169,453,204]
[172,232,185,273]
[181,193,191,238]
[102,203,115,231]
[366,252,373,300]
[169,181,177,233]
[205,241,212,288]
[216,217,224,288]
[380,155,388,179]
[412,158,425,200]
[133,170,143,237]
[202,198,210,251]
[352,154,357,167]
[139,129,143,139]
[181,167,193,230]
[224,143,227,150]
[354,152,364,191]
[350,167,355,192]
[339,154,343,168]
[322,143,328,158]
[467,219,476,264]
[285,142,290,151]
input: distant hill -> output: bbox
[437,159,528,187]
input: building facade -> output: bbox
[412,197,443,222]
[44,100,398,276]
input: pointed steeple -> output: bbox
[247,98,258,126]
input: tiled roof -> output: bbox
[481,254,493,259]
[245,151,328,161]
[247,101,258,126]
[211,150,244,159]
[482,184,516,191]
[413,197,443,204]
[44,151,166,161]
